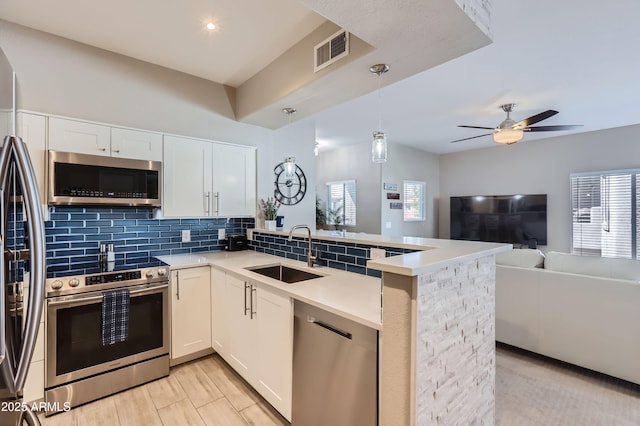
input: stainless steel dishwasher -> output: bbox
[292,301,378,426]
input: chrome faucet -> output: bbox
[288,225,317,267]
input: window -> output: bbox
[571,170,638,259]
[403,180,426,221]
[326,180,356,226]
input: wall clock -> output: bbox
[274,161,307,205]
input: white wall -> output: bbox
[256,118,316,229]
[316,142,382,233]
[439,124,640,252]
[316,141,440,237]
[381,143,440,237]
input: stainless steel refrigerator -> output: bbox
[0,135,45,425]
[0,46,46,425]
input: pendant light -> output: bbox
[282,107,297,178]
[370,64,390,163]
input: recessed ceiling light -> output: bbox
[206,22,216,30]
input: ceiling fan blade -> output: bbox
[514,110,559,128]
[525,125,583,132]
[457,125,495,130]
[450,133,493,143]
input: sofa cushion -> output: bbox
[496,249,545,268]
[544,251,640,281]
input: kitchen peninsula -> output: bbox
[159,230,509,425]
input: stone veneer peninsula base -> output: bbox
[369,242,508,426]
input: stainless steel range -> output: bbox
[44,265,170,414]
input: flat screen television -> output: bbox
[450,194,547,246]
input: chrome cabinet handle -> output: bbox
[112,149,120,153]
[244,283,250,316]
[250,286,257,319]
[99,147,107,152]
[214,192,220,217]
[205,191,211,216]
[176,271,180,301]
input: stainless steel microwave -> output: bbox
[48,151,161,206]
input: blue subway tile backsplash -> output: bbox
[249,231,420,278]
[45,206,254,278]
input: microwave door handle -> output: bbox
[11,136,46,393]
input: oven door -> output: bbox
[46,282,169,388]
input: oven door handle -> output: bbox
[47,283,168,307]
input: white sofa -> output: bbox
[496,250,640,385]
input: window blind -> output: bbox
[571,170,637,258]
[326,180,356,226]
[403,180,425,221]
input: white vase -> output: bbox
[265,220,277,231]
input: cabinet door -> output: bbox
[211,268,229,357]
[170,267,212,360]
[225,274,258,382]
[211,143,256,217]
[17,113,47,205]
[111,127,162,161]
[48,117,110,156]
[163,135,213,217]
[256,287,293,421]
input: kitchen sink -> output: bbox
[247,264,323,283]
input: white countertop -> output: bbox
[157,251,382,330]
[252,228,511,276]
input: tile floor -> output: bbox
[38,354,289,426]
[38,345,640,425]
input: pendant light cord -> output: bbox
[377,73,382,132]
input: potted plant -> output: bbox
[259,197,280,231]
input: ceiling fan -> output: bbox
[451,103,582,145]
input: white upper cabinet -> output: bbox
[16,112,47,204]
[163,136,256,218]
[48,117,162,161]
[49,117,110,156]
[212,143,256,217]
[163,135,213,218]
[111,127,162,161]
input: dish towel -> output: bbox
[102,289,130,346]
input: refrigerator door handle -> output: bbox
[0,136,13,369]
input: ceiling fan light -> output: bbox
[493,128,523,144]
[372,131,387,163]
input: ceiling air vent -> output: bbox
[314,30,349,72]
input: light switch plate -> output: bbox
[181,230,191,242]
[370,248,386,259]
[218,228,225,240]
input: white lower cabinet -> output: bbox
[214,272,293,421]
[170,266,212,361]
[211,268,229,356]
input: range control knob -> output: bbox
[145,271,155,279]
[157,268,167,277]
[69,278,80,287]
[51,280,63,290]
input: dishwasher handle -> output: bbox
[308,315,352,340]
